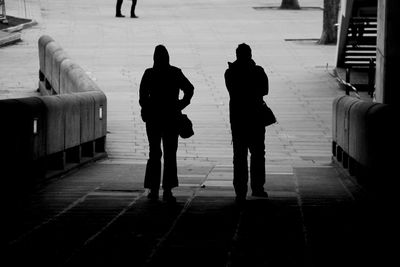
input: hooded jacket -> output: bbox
[139,45,194,122]
[224,59,269,125]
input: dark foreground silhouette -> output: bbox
[139,44,194,203]
[224,43,270,202]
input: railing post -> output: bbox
[345,68,351,84]
[345,84,350,95]
[368,58,375,96]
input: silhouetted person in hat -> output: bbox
[224,43,269,203]
[116,0,138,18]
[139,45,194,203]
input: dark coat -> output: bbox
[224,59,269,126]
[139,47,194,124]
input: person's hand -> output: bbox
[178,99,190,111]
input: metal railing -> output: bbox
[340,73,361,98]
[326,64,361,99]
[345,58,375,97]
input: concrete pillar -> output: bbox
[375,0,400,105]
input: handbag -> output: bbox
[261,101,277,126]
[179,113,194,138]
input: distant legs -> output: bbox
[131,0,138,18]
[116,0,124,17]
[116,0,138,18]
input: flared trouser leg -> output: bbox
[144,121,179,190]
[144,122,162,190]
[161,128,179,190]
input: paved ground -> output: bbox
[5,162,392,267]
[2,1,392,266]
[1,0,340,166]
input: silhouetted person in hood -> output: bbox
[139,45,194,203]
[224,43,269,203]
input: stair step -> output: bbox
[339,16,378,69]
[344,61,375,67]
[345,52,376,57]
[350,17,377,22]
[347,29,377,34]
[348,23,377,28]
[344,63,376,70]
[346,45,376,51]
[345,58,375,62]
[346,54,375,58]
[348,22,377,26]
[346,38,376,45]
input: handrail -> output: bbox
[337,76,361,99]
[326,65,361,99]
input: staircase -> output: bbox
[338,15,377,96]
[344,17,377,69]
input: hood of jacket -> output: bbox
[153,45,170,68]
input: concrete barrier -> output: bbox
[76,92,95,144]
[60,58,82,94]
[1,35,107,182]
[62,63,100,93]
[0,97,47,180]
[51,49,69,94]
[61,94,81,149]
[16,97,47,161]
[333,95,395,182]
[333,96,359,162]
[0,99,28,162]
[38,35,54,80]
[93,91,107,139]
[41,95,65,155]
[0,97,47,161]
[38,35,55,93]
[348,101,375,168]
[0,99,19,180]
[45,41,63,91]
[332,95,347,156]
[69,68,93,93]
[348,102,393,174]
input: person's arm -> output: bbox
[178,70,194,110]
[258,67,269,96]
[139,69,150,109]
[224,68,235,97]
[139,70,150,121]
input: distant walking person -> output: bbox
[139,45,194,203]
[116,0,138,18]
[224,43,269,202]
